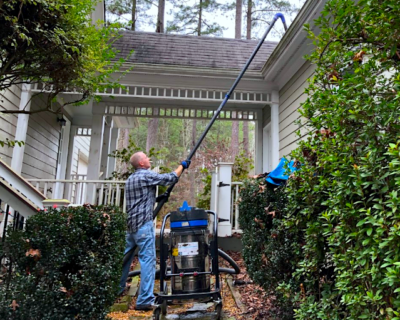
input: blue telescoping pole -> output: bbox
[123,13,288,270]
[152,13,287,218]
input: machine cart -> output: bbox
[153,203,224,320]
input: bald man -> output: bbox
[119,151,189,310]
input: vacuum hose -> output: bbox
[127,248,240,278]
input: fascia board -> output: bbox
[261,0,327,88]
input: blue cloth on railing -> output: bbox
[266,158,299,186]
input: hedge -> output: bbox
[239,0,400,318]
[0,205,126,320]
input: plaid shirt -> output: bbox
[125,168,178,233]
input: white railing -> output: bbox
[26,179,126,212]
[231,182,243,232]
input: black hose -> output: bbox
[218,248,240,274]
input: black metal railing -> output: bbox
[0,198,25,286]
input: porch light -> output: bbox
[57,115,67,126]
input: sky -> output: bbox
[106,0,307,41]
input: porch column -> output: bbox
[86,108,105,203]
[217,163,233,237]
[11,84,32,174]
[100,118,111,179]
[106,126,119,178]
[271,91,280,169]
[65,126,77,180]
[254,109,263,174]
[91,1,104,24]
[54,119,71,198]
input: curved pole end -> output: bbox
[274,13,288,31]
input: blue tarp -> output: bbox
[266,158,299,186]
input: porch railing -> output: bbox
[27,179,126,212]
[26,176,245,234]
[231,182,243,232]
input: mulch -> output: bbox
[109,250,278,320]
[219,251,279,320]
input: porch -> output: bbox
[24,162,243,236]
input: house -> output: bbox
[0,0,325,234]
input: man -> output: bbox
[119,151,189,311]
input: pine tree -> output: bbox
[230,0,242,160]
[106,0,155,30]
[167,0,225,36]
[244,0,297,39]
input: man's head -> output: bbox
[130,152,151,170]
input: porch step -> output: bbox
[0,159,46,218]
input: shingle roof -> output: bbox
[114,31,278,71]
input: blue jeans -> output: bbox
[120,220,156,306]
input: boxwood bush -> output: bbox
[238,177,301,319]
[0,205,126,320]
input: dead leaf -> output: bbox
[254,218,265,229]
[268,211,276,218]
[10,300,19,311]
[25,248,41,260]
[353,50,366,62]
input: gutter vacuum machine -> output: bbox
[124,13,288,320]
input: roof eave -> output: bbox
[261,0,327,89]
[118,62,265,79]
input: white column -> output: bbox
[100,119,111,179]
[65,126,77,180]
[11,84,32,174]
[91,1,104,24]
[54,119,71,198]
[106,127,119,178]
[217,163,233,237]
[210,170,217,212]
[254,109,263,174]
[271,91,280,169]
[86,114,105,203]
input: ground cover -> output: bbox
[108,251,275,320]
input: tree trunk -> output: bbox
[190,119,197,206]
[156,0,165,33]
[246,0,252,39]
[243,118,249,156]
[231,114,239,160]
[235,0,242,39]
[147,0,165,155]
[242,0,251,157]
[198,0,202,36]
[131,0,137,30]
[231,0,242,160]
[146,109,159,153]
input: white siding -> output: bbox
[21,95,61,179]
[278,61,316,158]
[0,86,20,165]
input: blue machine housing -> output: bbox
[170,201,208,230]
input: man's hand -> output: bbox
[181,160,191,169]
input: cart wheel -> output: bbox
[153,307,161,320]
[215,302,223,320]
[161,300,167,315]
[163,282,168,294]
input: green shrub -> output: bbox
[281,0,400,318]
[238,177,301,319]
[0,205,126,320]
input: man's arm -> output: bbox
[174,165,184,177]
